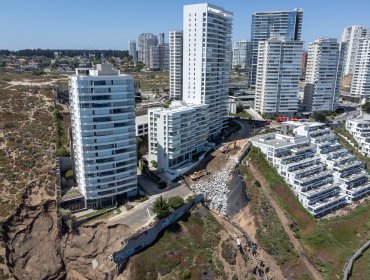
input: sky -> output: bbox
[1,0,370,50]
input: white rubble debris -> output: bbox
[191,157,237,216]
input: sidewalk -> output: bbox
[246,108,264,120]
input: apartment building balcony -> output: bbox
[312,133,336,144]
[291,144,316,154]
[335,161,363,176]
[328,149,349,160]
[293,164,325,179]
[309,127,331,137]
[287,157,319,172]
[295,171,333,189]
[280,152,315,165]
[345,182,370,200]
[302,184,341,203]
[307,194,347,217]
[319,143,342,154]
[329,154,356,167]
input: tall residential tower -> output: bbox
[250,9,303,87]
[254,38,303,115]
[128,40,137,62]
[69,64,137,208]
[341,25,370,76]
[303,38,342,112]
[169,31,183,100]
[183,3,233,138]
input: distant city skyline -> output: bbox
[1,0,370,50]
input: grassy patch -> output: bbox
[334,131,370,171]
[244,146,370,279]
[129,207,222,280]
[231,111,253,119]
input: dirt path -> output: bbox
[249,164,324,280]
[211,212,286,280]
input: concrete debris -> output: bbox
[191,157,237,216]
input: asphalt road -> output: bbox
[333,104,361,123]
[108,183,191,229]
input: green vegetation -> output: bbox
[168,196,185,210]
[351,247,370,280]
[312,112,328,123]
[150,160,157,168]
[334,131,370,171]
[60,208,76,231]
[152,196,171,219]
[130,207,222,280]
[334,126,359,148]
[362,101,370,114]
[64,169,74,179]
[244,146,370,279]
[231,111,253,119]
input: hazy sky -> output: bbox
[1,0,370,50]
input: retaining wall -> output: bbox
[112,194,204,263]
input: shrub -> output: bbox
[151,160,157,168]
[152,196,170,219]
[57,147,70,157]
[60,208,76,231]
[168,196,184,209]
[180,269,191,280]
[64,169,74,179]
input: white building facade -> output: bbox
[303,38,342,112]
[341,25,370,76]
[183,3,233,138]
[250,9,303,87]
[169,31,183,100]
[254,38,303,116]
[350,38,370,103]
[69,64,137,209]
[252,121,370,217]
[148,102,209,179]
[346,114,370,157]
[232,40,250,70]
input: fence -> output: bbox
[112,194,204,263]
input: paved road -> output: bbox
[108,184,192,230]
[333,104,361,123]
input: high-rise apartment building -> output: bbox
[137,33,157,65]
[303,38,342,112]
[341,25,370,76]
[169,31,183,100]
[250,9,303,87]
[232,40,251,70]
[254,38,303,115]
[350,38,370,103]
[128,40,137,62]
[148,102,209,179]
[148,43,169,70]
[183,3,233,138]
[69,64,137,209]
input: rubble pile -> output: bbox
[192,157,237,216]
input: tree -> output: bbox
[234,64,242,75]
[236,102,244,113]
[168,196,185,209]
[312,112,327,123]
[152,196,170,219]
[151,160,157,168]
[362,102,370,114]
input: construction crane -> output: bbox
[220,141,237,153]
[190,169,209,181]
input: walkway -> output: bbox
[343,240,370,280]
[249,164,324,280]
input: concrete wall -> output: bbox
[112,194,204,263]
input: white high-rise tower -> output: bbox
[254,38,303,116]
[169,31,183,100]
[341,25,370,76]
[182,3,233,138]
[69,64,137,209]
[303,38,342,112]
[350,38,370,103]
